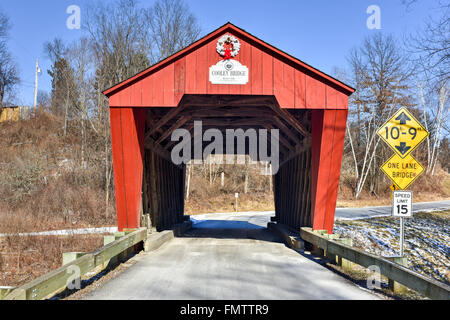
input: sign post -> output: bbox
[392,190,413,256]
[377,107,429,258]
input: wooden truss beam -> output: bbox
[267,103,310,138]
[145,105,185,140]
[279,137,312,168]
[155,115,192,145]
[144,137,174,163]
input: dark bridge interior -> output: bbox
[141,95,312,231]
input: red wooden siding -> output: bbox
[251,46,263,94]
[110,107,146,230]
[262,50,274,95]
[311,109,348,233]
[323,109,348,232]
[141,75,153,106]
[294,70,306,108]
[107,27,351,110]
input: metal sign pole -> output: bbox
[400,217,404,257]
[392,190,412,257]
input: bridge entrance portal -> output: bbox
[104,23,354,234]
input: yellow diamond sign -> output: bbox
[377,107,429,159]
[390,183,400,191]
[381,154,424,190]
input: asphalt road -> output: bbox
[188,199,450,223]
[84,216,380,300]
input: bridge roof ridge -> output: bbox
[103,22,355,97]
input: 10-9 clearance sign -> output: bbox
[377,108,429,159]
[377,108,429,190]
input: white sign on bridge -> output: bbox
[209,60,249,85]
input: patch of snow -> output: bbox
[0,227,118,237]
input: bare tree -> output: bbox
[45,38,79,137]
[147,0,201,62]
[0,50,19,108]
[84,0,201,215]
[403,1,449,175]
[0,10,19,108]
[68,38,95,169]
[85,0,154,216]
[346,34,413,198]
[86,0,152,89]
[0,10,9,38]
[417,75,449,175]
[406,0,450,82]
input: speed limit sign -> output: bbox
[392,191,413,218]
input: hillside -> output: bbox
[0,112,116,234]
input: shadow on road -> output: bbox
[182,219,283,243]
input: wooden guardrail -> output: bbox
[4,228,147,300]
[300,227,450,300]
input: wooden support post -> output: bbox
[311,246,324,257]
[303,147,312,228]
[104,235,116,246]
[310,109,348,234]
[0,287,15,300]
[387,257,409,294]
[62,253,86,266]
[149,151,159,231]
[114,232,126,238]
[274,171,280,223]
[336,238,354,271]
[123,228,138,234]
[180,166,185,223]
[110,108,146,231]
[155,155,162,230]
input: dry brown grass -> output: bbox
[0,234,104,287]
[0,111,116,234]
[184,161,275,214]
[185,192,274,215]
[337,167,450,208]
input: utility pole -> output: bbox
[34,59,41,117]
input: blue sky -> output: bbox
[0,0,442,106]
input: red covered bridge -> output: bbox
[103,23,354,234]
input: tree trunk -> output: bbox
[244,157,249,194]
[186,163,191,201]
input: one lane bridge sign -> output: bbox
[381,153,424,190]
[377,107,429,159]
